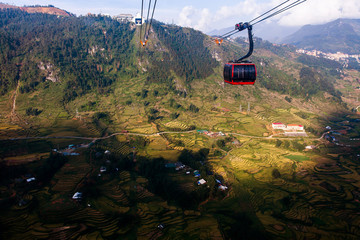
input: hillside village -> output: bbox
[296,48,360,66]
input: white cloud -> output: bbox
[195,8,211,30]
[278,0,360,26]
[177,0,277,32]
[178,6,212,31]
[178,6,194,27]
[176,0,360,32]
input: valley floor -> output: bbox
[1,116,360,239]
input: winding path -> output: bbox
[2,129,322,142]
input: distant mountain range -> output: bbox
[208,18,360,55]
[281,18,360,54]
[0,3,72,16]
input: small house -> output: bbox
[157,224,165,230]
[175,162,185,171]
[72,192,82,199]
[26,177,36,183]
[197,179,206,185]
[218,185,228,191]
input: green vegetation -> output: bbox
[284,154,310,162]
[1,7,360,240]
[151,21,218,82]
[25,107,42,116]
[0,9,135,99]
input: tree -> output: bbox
[26,107,42,116]
[170,112,179,119]
[272,169,281,178]
[188,104,199,113]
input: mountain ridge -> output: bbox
[281,18,360,54]
[0,3,72,16]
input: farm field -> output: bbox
[2,120,360,240]
[2,84,360,239]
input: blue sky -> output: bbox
[6,0,360,34]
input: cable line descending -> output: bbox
[139,0,158,47]
[221,0,306,85]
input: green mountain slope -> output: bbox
[0,8,357,137]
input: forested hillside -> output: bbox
[0,9,136,101]
[0,7,353,133]
[0,9,222,101]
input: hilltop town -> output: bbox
[296,48,360,67]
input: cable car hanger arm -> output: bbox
[228,22,253,63]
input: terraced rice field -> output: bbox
[52,155,90,192]
[3,121,360,239]
[213,135,360,239]
[164,121,190,130]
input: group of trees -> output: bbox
[258,62,342,100]
[26,107,42,116]
[149,21,218,83]
[299,67,341,99]
[0,9,135,100]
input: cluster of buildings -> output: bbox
[296,49,360,66]
[272,123,304,131]
[53,144,81,156]
[197,130,226,137]
[165,162,186,171]
[165,162,228,190]
[115,13,145,25]
[88,13,145,25]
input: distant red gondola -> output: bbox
[224,63,257,85]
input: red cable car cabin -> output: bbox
[224,63,257,85]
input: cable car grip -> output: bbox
[231,22,254,63]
